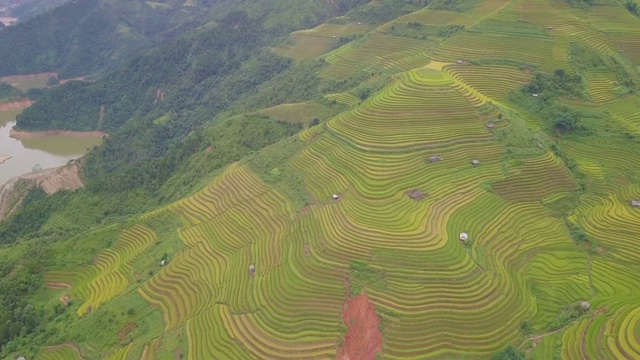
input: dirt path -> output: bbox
[337,294,382,360]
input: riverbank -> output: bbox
[0,155,12,164]
[0,161,84,221]
[0,99,33,111]
[9,128,107,139]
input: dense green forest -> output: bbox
[0,0,217,77]
[0,82,22,102]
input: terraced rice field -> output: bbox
[322,34,431,80]
[45,225,157,316]
[273,21,371,61]
[36,1,640,359]
[36,345,83,360]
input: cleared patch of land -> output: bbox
[259,101,336,126]
[273,20,371,61]
[0,72,56,91]
[0,17,17,26]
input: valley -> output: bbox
[1,0,640,359]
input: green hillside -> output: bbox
[2,0,640,359]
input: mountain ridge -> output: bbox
[2,0,640,359]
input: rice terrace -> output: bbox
[3,0,640,359]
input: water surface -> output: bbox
[0,106,102,184]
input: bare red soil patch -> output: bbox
[337,294,382,360]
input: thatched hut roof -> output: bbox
[407,189,425,200]
[471,160,480,166]
[429,155,443,163]
[631,200,640,207]
[580,301,591,311]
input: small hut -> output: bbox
[160,259,167,266]
[546,26,553,30]
[249,264,256,275]
[407,189,424,200]
[471,160,480,166]
[332,194,340,200]
[631,200,640,208]
[456,59,464,65]
[619,49,625,54]
[532,93,539,97]
[486,122,495,130]
[429,155,443,163]
[459,232,468,242]
[580,301,591,311]
[17,357,26,360]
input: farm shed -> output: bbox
[459,232,468,242]
[580,301,591,311]
[332,194,339,200]
[471,160,480,166]
[249,264,256,275]
[631,200,640,207]
[429,155,443,163]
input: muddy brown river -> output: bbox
[0,105,102,184]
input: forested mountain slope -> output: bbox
[3,0,640,359]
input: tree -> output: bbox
[627,0,639,16]
[553,112,581,133]
[554,68,566,78]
